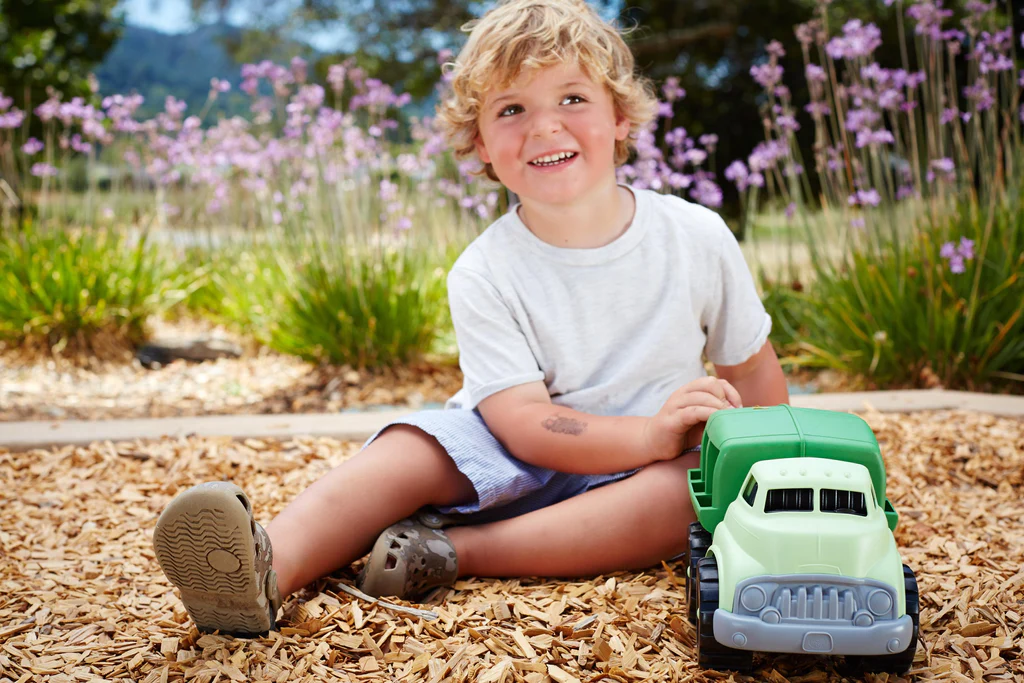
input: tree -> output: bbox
[0,0,123,110]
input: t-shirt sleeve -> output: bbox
[701,219,773,366]
[447,267,546,409]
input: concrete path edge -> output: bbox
[1,389,1021,452]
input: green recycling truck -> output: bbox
[684,405,919,673]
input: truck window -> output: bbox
[742,477,758,506]
[765,488,813,513]
[820,488,868,517]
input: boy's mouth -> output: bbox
[528,151,578,167]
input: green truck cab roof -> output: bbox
[687,405,899,534]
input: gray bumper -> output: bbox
[714,611,914,656]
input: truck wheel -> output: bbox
[845,564,919,674]
[686,522,712,625]
[696,557,754,673]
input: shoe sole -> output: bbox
[153,482,274,637]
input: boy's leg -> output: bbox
[447,451,699,578]
[267,425,476,596]
[154,424,476,635]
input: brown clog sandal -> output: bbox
[358,518,458,599]
[153,482,282,637]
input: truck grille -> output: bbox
[733,576,897,623]
[774,585,856,620]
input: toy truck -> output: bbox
[684,405,919,673]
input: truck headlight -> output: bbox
[867,589,893,616]
[740,586,767,612]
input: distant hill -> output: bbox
[94,23,301,121]
[94,23,437,125]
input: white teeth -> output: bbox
[531,151,575,165]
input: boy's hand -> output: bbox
[642,377,742,462]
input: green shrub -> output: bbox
[779,200,1024,389]
[178,236,456,368]
[265,243,449,367]
[0,225,198,352]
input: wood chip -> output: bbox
[1,409,1021,682]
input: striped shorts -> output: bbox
[361,409,640,524]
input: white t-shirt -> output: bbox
[445,186,772,418]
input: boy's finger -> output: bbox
[674,405,717,427]
[673,392,729,415]
[718,379,743,408]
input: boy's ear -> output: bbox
[474,134,492,164]
[614,112,630,141]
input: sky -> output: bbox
[120,0,348,51]
[122,0,200,34]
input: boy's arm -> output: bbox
[477,376,739,475]
[714,340,789,407]
[477,382,656,475]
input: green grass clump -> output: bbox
[774,200,1024,390]
[178,237,457,368]
[0,225,197,353]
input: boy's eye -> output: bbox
[498,104,523,117]
[562,94,586,105]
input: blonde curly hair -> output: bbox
[436,0,658,182]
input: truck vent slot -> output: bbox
[771,584,860,622]
[765,488,813,512]
[820,488,868,516]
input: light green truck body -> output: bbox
[686,405,916,666]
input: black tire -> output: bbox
[696,557,754,673]
[686,522,712,625]
[846,564,919,674]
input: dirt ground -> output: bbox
[1,409,1021,682]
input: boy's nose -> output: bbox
[529,110,564,138]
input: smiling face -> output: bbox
[474,62,630,207]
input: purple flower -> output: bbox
[776,115,800,132]
[805,64,827,83]
[0,110,25,129]
[698,134,718,149]
[21,138,43,155]
[657,101,674,119]
[846,108,881,132]
[850,217,866,229]
[826,20,882,60]
[661,77,686,102]
[906,1,953,40]
[856,129,895,147]
[750,63,784,90]
[849,189,881,207]
[766,40,786,58]
[805,102,832,117]
[948,254,965,273]
[327,64,348,92]
[795,21,819,46]
[785,202,796,219]
[0,93,11,111]
[31,163,58,178]
[690,177,723,208]
[930,157,955,174]
[958,237,975,260]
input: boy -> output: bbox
[152,0,789,637]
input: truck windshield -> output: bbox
[765,488,813,512]
[820,488,868,516]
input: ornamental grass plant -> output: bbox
[0,223,196,356]
[729,0,1024,389]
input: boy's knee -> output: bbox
[369,424,475,505]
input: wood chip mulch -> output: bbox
[1,410,1021,683]
[0,318,463,423]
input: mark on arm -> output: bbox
[542,415,587,436]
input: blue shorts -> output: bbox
[362,409,639,524]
